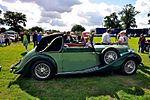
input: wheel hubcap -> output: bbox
[124,60,136,74]
[104,51,118,64]
[34,63,51,79]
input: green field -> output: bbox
[0,37,150,100]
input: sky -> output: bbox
[0,0,150,31]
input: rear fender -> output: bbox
[15,54,57,75]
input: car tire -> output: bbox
[101,48,120,65]
[31,60,55,80]
[121,58,137,75]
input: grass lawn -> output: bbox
[0,37,150,100]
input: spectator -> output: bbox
[138,34,146,53]
[89,30,95,44]
[37,31,42,44]
[64,32,73,43]
[23,32,29,52]
[26,32,30,43]
[4,32,10,46]
[117,30,128,45]
[20,32,24,42]
[116,32,121,42]
[102,29,112,45]
[84,37,92,48]
[0,33,3,46]
[32,31,38,47]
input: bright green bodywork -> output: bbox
[12,33,142,75]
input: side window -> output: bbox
[44,37,63,52]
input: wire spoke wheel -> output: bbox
[124,60,136,74]
[34,63,51,79]
[104,51,118,64]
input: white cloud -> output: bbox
[19,0,81,13]
[0,0,150,32]
[135,0,150,12]
[0,0,41,28]
[50,19,66,26]
[134,0,150,28]
[60,0,121,31]
[0,4,8,12]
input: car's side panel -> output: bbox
[44,52,63,72]
[62,47,100,72]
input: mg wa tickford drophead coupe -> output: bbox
[10,33,142,80]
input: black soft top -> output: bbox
[36,33,63,52]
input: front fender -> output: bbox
[15,54,57,75]
[110,52,142,70]
[98,52,142,71]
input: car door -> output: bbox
[62,47,99,72]
[42,36,64,72]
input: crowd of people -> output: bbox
[101,29,129,45]
[21,31,42,52]
[62,29,149,54]
[0,29,149,53]
[0,31,42,52]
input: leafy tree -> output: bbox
[51,30,60,32]
[0,10,4,25]
[119,4,140,29]
[71,24,85,33]
[104,12,122,28]
[8,25,24,33]
[0,27,6,33]
[148,11,150,24]
[3,11,27,32]
[29,26,44,32]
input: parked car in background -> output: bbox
[10,33,142,80]
[5,30,19,42]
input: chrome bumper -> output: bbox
[10,60,21,73]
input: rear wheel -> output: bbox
[121,59,137,75]
[31,60,54,80]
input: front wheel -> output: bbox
[101,48,120,65]
[31,60,54,80]
[121,59,137,75]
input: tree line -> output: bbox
[104,4,150,29]
[0,10,44,33]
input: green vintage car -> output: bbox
[10,33,142,80]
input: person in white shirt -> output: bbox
[117,30,128,45]
[102,29,112,45]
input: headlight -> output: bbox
[128,48,135,52]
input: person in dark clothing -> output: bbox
[32,31,38,47]
[4,33,10,46]
[26,32,30,43]
[37,31,42,44]
[20,32,24,42]
[64,32,73,43]
[138,34,146,53]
